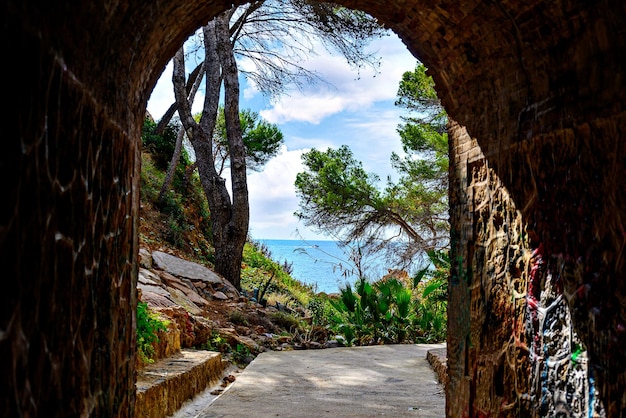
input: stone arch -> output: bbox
[1,1,625,417]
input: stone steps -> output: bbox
[135,349,228,418]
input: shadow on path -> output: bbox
[174,343,446,418]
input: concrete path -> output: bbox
[173,343,446,417]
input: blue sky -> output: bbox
[147,31,417,241]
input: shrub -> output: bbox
[141,118,190,171]
[326,263,448,346]
[270,311,303,332]
[229,310,249,326]
[137,301,168,364]
[201,331,230,353]
[232,343,252,366]
[307,296,334,327]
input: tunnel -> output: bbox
[1,0,625,416]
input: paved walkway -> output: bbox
[173,343,446,418]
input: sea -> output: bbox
[256,239,393,294]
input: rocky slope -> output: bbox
[137,246,330,370]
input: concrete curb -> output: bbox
[426,346,448,389]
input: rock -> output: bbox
[138,270,169,298]
[134,249,323,378]
[156,307,198,348]
[152,250,223,284]
[218,328,261,353]
[158,271,209,308]
[212,291,228,300]
[189,315,214,347]
[158,271,190,291]
[193,281,207,290]
[325,340,339,349]
[167,288,202,315]
[139,247,152,269]
[138,282,170,297]
[142,292,178,308]
[218,280,240,299]
[181,277,196,290]
[151,322,182,360]
[138,268,163,286]
[276,335,292,344]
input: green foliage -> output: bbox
[232,343,252,366]
[395,64,444,121]
[229,310,249,326]
[137,301,169,364]
[326,250,449,345]
[214,108,284,172]
[295,146,381,219]
[140,119,213,256]
[201,331,230,352]
[201,331,252,366]
[142,117,191,171]
[307,296,335,327]
[270,311,304,332]
[411,250,449,343]
[140,152,166,203]
[241,241,313,307]
[165,216,185,247]
[294,63,449,269]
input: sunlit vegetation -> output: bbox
[136,301,169,364]
[138,61,450,356]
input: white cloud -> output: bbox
[261,94,349,124]
[147,62,174,120]
[147,61,207,121]
[244,146,328,240]
[147,31,417,239]
[255,34,416,125]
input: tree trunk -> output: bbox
[214,11,249,290]
[171,14,249,291]
[158,59,205,203]
[155,61,205,134]
[157,126,185,203]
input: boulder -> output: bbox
[138,268,163,286]
[212,291,228,300]
[158,271,209,308]
[152,251,223,284]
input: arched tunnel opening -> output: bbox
[1,1,625,416]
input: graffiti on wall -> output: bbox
[525,242,605,416]
[465,153,604,416]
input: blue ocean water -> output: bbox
[257,239,391,294]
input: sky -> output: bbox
[147,31,417,241]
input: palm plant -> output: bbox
[326,249,449,345]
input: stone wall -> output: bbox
[447,115,625,415]
[0,40,140,415]
[448,120,533,416]
[492,112,626,416]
